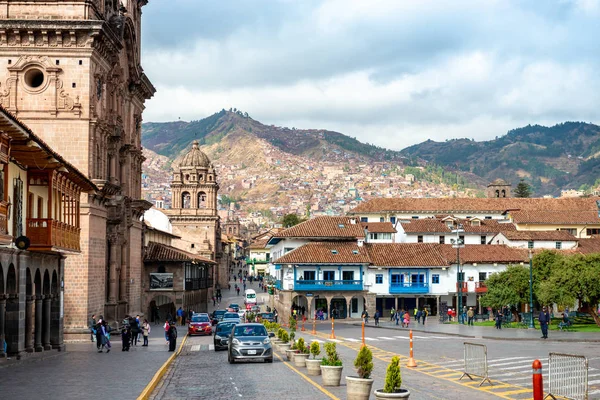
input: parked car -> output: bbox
[188,314,212,336]
[227,323,274,363]
[260,312,275,322]
[214,321,237,351]
[211,310,227,325]
[228,304,240,312]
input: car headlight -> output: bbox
[263,338,270,344]
[215,335,222,340]
[232,338,240,345]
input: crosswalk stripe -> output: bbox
[587,379,600,385]
[364,337,380,341]
[377,337,395,340]
[345,338,361,342]
[393,336,410,340]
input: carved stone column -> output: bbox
[34,295,43,352]
[119,243,128,303]
[0,295,6,358]
[25,295,34,352]
[50,293,62,350]
[5,293,22,358]
[108,235,120,304]
[42,295,52,350]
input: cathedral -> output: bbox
[0,0,155,338]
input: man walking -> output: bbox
[467,307,475,326]
[390,307,395,322]
[89,314,96,342]
[374,310,380,326]
[539,306,551,339]
[176,307,183,326]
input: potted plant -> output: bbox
[286,338,297,361]
[278,331,291,353]
[293,337,310,367]
[306,341,322,376]
[374,356,410,399]
[320,342,343,386]
[346,346,374,400]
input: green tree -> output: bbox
[514,179,532,198]
[282,213,303,228]
[481,265,529,312]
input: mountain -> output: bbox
[141,111,471,215]
[400,122,600,195]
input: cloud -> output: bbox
[140,0,600,150]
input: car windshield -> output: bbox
[229,304,239,308]
[191,315,209,323]
[261,313,273,318]
[214,310,226,316]
[217,323,236,333]
[234,325,267,337]
[246,294,256,299]
[224,313,239,319]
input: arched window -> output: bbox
[501,189,506,198]
[182,192,191,209]
[185,174,190,181]
[198,191,207,208]
[495,190,500,198]
[209,175,213,181]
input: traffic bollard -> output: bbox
[311,318,316,334]
[406,329,417,367]
[301,317,306,331]
[330,316,336,339]
[532,359,543,400]
[361,321,365,348]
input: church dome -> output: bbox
[179,140,210,168]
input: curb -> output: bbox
[350,323,600,342]
[136,334,189,400]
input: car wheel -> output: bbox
[265,358,273,363]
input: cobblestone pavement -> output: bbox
[0,335,171,400]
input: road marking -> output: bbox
[327,338,343,343]
[393,336,410,340]
[588,379,600,385]
[589,390,600,396]
[345,338,361,342]
[274,351,340,400]
[376,336,395,340]
[364,337,380,341]
[190,345,201,351]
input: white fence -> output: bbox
[546,352,588,400]
[460,342,492,386]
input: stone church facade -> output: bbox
[0,0,155,338]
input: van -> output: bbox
[244,289,257,306]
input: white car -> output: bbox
[238,310,246,321]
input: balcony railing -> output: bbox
[475,281,488,293]
[390,282,429,294]
[456,282,469,292]
[27,218,80,252]
[184,277,212,291]
[294,279,363,291]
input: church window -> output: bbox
[209,176,213,181]
[185,174,189,181]
[199,174,203,181]
[24,68,45,89]
[79,60,83,65]
[182,192,191,209]
[72,83,76,88]
[55,60,60,65]
[198,192,207,208]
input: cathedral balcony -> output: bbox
[27,218,81,252]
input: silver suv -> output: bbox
[227,323,274,363]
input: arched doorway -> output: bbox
[313,296,328,320]
[291,295,308,318]
[148,295,175,324]
[5,264,17,355]
[350,295,366,319]
[330,297,348,319]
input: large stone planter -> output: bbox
[306,359,322,376]
[346,376,374,400]
[293,353,310,367]
[373,389,411,399]
[285,349,297,361]
[320,365,343,386]
[278,343,291,353]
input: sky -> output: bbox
[140,0,600,151]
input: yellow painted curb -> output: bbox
[137,334,189,400]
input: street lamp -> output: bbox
[451,224,465,324]
[528,250,535,329]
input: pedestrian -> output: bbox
[462,305,468,325]
[236,287,240,296]
[95,319,104,352]
[274,309,278,323]
[301,306,305,316]
[129,316,140,346]
[447,308,453,322]
[423,308,428,325]
[142,319,151,346]
[176,307,183,325]
[416,309,422,325]
[167,321,178,352]
[374,310,380,326]
[539,306,550,339]
[101,320,111,353]
[164,319,170,344]
[390,307,395,322]
[121,326,131,351]
[394,309,400,325]
[494,310,502,329]
[361,310,369,324]
[467,307,475,326]
[181,309,187,326]
[228,283,231,290]
[89,314,97,342]
[212,296,216,306]
[403,311,410,328]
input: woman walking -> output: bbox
[142,319,151,346]
[97,319,111,353]
[164,319,170,344]
[95,319,104,352]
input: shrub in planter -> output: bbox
[374,356,410,399]
[289,316,297,331]
[290,331,296,343]
[310,341,321,359]
[305,341,322,375]
[320,342,343,386]
[346,346,374,400]
[297,338,305,352]
[281,331,289,343]
[293,338,310,367]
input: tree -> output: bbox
[514,179,532,198]
[480,265,530,315]
[282,213,303,228]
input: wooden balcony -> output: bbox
[475,281,488,293]
[27,218,81,252]
[455,282,469,292]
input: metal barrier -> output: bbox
[545,353,588,400]
[460,342,492,386]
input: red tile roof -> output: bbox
[248,238,270,250]
[575,236,600,254]
[361,222,397,233]
[365,243,447,267]
[439,244,528,264]
[509,210,600,225]
[400,218,516,234]
[144,242,216,264]
[349,197,600,214]
[275,216,365,239]
[275,242,370,264]
[499,230,577,241]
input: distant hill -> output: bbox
[400,122,600,195]
[142,109,404,163]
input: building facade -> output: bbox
[0,0,155,338]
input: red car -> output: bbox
[188,314,212,336]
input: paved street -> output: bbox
[0,333,172,399]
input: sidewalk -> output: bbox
[347,317,600,342]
